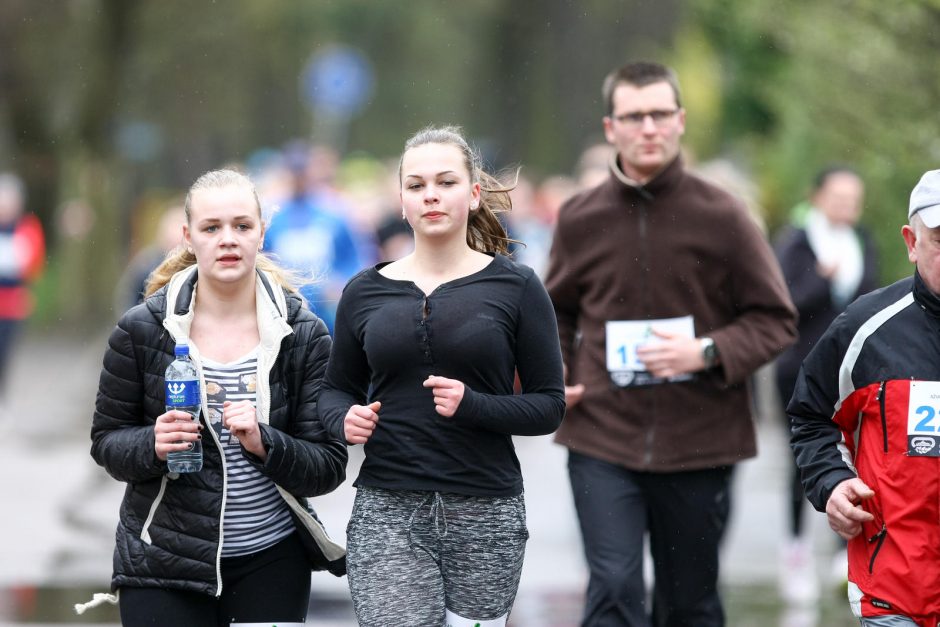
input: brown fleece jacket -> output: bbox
[545,156,797,471]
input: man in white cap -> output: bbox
[790,170,940,625]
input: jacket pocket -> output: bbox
[867,523,887,574]
[139,475,169,544]
[856,489,886,575]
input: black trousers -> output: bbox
[568,451,733,627]
[775,370,809,537]
[119,532,311,626]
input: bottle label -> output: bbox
[166,380,200,407]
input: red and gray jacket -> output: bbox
[789,271,940,622]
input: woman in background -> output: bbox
[774,165,879,604]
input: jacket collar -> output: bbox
[608,152,685,200]
[162,266,291,344]
[913,270,940,318]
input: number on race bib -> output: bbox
[915,405,937,433]
[616,345,628,368]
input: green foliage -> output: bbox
[689,0,940,283]
[667,25,724,158]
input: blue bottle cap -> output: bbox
[174,342,190,357]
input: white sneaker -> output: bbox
[779,538,820,606]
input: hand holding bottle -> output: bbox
[154,410,203,461]
[164,341,203,473]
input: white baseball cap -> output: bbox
[909,169,940,228]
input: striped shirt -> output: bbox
[202,349,294,557]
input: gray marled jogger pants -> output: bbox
[346,487,529,627]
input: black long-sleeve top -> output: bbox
[320,253,566,497]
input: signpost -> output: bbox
[300,45,374,152]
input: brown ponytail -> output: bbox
[400,125,519,255]
[144,169,302,297]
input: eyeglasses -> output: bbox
[611,109,680,128]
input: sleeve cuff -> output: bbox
[452,384,479,423]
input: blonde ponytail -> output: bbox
[144,246,195,297]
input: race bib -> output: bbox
[605,316,695,387]
[907,381,940,456]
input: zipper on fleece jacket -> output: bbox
[637,198,657,468]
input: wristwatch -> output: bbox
[700,337,719,369]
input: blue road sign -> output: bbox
[301,45,374,117]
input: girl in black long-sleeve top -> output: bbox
[320,125,565,627]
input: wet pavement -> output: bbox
[0,330,858,625]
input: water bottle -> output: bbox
[164,341,202,473]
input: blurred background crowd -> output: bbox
[1,0,937,338]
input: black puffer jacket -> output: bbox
[90,268,347,596]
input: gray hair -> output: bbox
[910,211,926,235]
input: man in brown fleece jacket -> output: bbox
[545,61,797,626]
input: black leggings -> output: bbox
[119,533,311,626]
